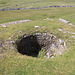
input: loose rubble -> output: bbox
[58,28,75,34]
[58,18,70,24]
[17,33,66,58]
[0,20,30,26]
[72,36,75,39]
[44,18,53,20]
[71,32,75,35]
[58,27,75,39]
[10,46,14,50]
[34,26,40,28]
[8,37,11,40]
[58,28,63,32]
[3,25,7,28]
[9,41,15,44]
[58,18,75,26]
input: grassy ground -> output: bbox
[0,1,75,75]
[0,0,75,9]
[0,7,75,24]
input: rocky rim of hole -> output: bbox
[16,33,66,58]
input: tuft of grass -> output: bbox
[38,49,45,58]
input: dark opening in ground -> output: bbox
[16,33,66,58]
[16,35,41,57]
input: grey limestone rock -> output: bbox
[58,18,70,24]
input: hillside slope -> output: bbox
[0,1,75,75]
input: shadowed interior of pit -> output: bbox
[16,35,41,57]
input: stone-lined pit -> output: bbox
[16,35,41,57]
[16,33,66,58]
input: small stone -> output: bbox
[44,18,53,20]
[69,23,72,25]
[42,33,47,36]
[34,26,39,28]
[35,33,41,35]
[49,18,52,20]
[42,26,45,28]
[72,35,75,39]
[8,37,11,39]
[58,28,63,31]
[58,18,70,24]
[63,31,69,34]
[2,44,8,47]
[10,46,14,50]
[46,37,49,40]
[3,25,7,28]
[59,52,62,55]
[9,41,15,44]
[58,39,64,45]
[51,56,54,58]
[71,32,75,34]
[46,53,50,58]
[11,35,14,37]
[20,31,22,33]
[63,31,67,33]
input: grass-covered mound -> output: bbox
[0,1,75,75]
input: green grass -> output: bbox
[0,0,41,8]
[0,1,75,75]
[0,0,75,9]
[0,7,75,25]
